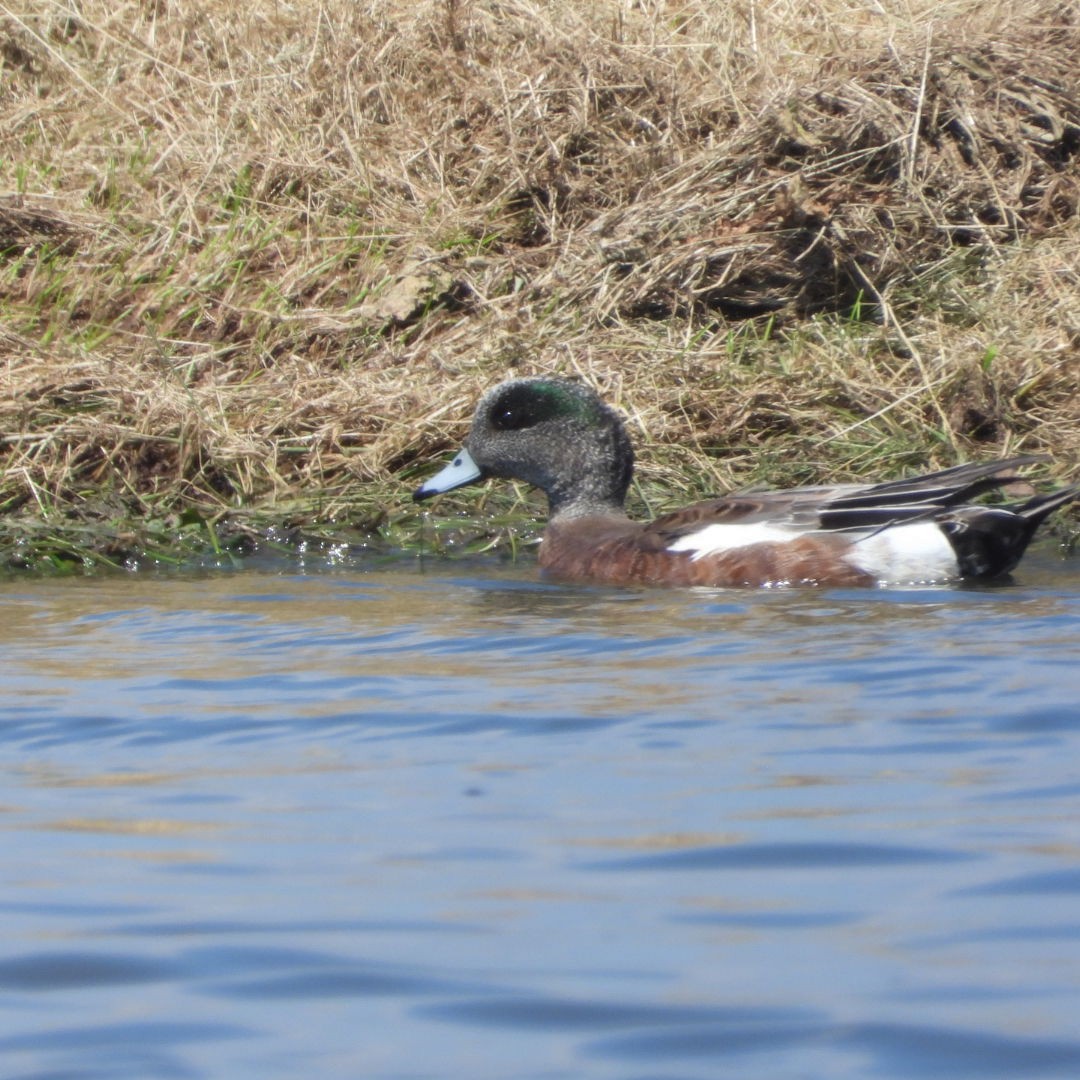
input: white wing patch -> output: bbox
[846,521,958,584]
[666,523,799,561]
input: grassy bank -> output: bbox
[3,0,1079,572]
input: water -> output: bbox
[3,548,1080,1079]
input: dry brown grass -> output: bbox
[2,0,1079,566]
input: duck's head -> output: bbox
[413,376,634,519]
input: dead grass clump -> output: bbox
[577,28,1080,323]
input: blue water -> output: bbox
[3,549,1080,1079]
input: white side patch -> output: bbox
[666,523,799,561]
[847,521,957,584]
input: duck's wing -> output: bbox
[644,455,1048,544]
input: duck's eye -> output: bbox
[493,406,530,430]
[489,385,562,431]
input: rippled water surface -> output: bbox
[4,549,1080,1079]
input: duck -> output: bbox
[413,376,1079,588]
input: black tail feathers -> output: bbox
[941,485,1080,579]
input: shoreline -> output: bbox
[4,1,1079,573]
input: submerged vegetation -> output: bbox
[2,0,1079,571]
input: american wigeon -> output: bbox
[413,376,1079,587]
